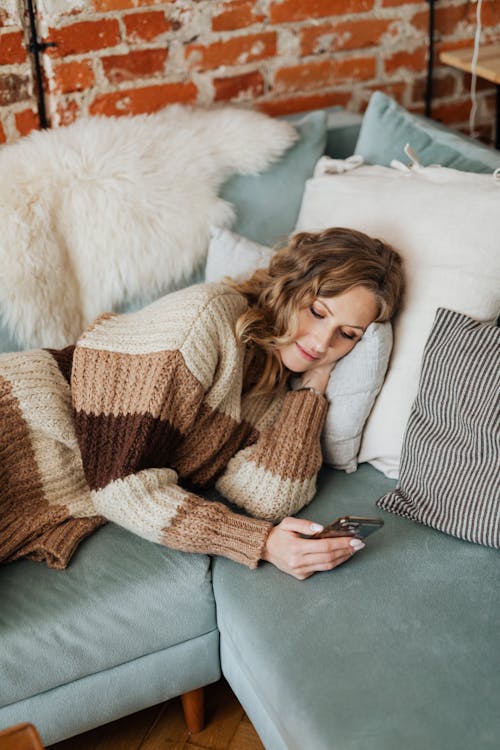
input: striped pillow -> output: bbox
[377,308,499,548]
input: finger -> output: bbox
[300,536,364,556]
[293,555,352,578]
[279,517,324,536]
[291,543,364,577]
[297,550,352,568]
[290,545,355,572]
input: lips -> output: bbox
[295,342,318,362]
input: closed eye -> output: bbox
[310,306,361,340]
[309,306,324,319]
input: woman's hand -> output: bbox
[299,360,336,395]
[262,517,365,580]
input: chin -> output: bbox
[279,352,308,373]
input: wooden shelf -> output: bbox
[439,43,500,149]
[439,43,500,86]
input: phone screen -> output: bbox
[312,515,384,539]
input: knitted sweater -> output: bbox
[0,283,327,569]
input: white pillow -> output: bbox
[316,321,392,472]
[206,227,393,472]
[206,226,273,282]
[296,158,500,478]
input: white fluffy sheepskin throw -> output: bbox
[0,106,296,348]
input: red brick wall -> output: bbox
[0,0,499,144]
[0,1,40,142]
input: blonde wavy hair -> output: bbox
[228,227,405,396]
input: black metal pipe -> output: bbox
[425,0,437,118]
[495,85,500,150]
[26,0,56,129]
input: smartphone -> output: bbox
[310,515,384,540]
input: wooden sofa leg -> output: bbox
[0,723,45,749]
[181,687,205,733]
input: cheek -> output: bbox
[278,343,300,370]
[330,337,358,360]
[344,338,358,351]
[292,313,309,340]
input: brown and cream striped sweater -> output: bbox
[0,283,327,569]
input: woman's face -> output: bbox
[278,285,379,373]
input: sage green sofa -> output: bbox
[0,93,498,749]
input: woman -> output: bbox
[0,227,403,578]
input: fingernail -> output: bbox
[350,539,365,551]
[310,523,323,533]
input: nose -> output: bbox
[311,327,333,355]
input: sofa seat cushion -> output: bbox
[0,523,217,707]
[213,464,499,750]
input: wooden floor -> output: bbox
[48,679,265,750]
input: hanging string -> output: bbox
[469,0,484,137]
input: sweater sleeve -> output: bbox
[85,465,272,569]
[70,294,272,569]
[216,389,328,522]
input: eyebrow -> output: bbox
[317,300,366,332]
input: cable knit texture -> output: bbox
[0,283,327,569]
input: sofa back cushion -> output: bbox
[355,91,500,173]
[220,110,326,247]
